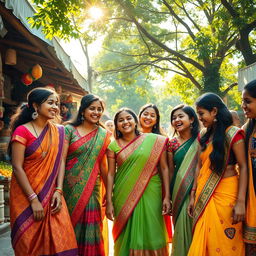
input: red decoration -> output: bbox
[66,94,73,103]
[21,73,33,86]
[31,64,43,80]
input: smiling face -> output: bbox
[196,106,217,128]
[171,109,192,133]
[139,107,157,131]
[242,89,256,119]
[36,93,59,120]
[116,111,136,136]
[83,100,103,124]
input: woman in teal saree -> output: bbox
[106,108,171,256]
[167,105,199,256]
[62,94,111,256]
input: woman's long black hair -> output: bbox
[170,104,199,139]
[244,80,256,150]
[196,93,233,175]
[114,108,140,139]
[9,87,55,156]
[139,103,164,135]
[10,88,55,135]
[70,94,104,127]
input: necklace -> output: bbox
[31,122,51,158]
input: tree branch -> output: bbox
[162,0,196,41]
[222,82,238,95]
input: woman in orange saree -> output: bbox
[62,94,111,256]
[106,108,170,256]
[9,88,78,256]
[241,80,256,255]
[187,93,247,256]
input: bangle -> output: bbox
[55,188,63,195]
[28,192,37,202]
[191,188,196,192]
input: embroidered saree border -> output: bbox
[172,140,198,225]
[70,128,111,226]
[11,125,64,247]
[192,126,240,230]
[116,134,146,166]
[113,135,167,241]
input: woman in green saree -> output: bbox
[106,108,171,256]
[167,105,200,256]
[61,94,111,256]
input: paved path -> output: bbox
[0,223,14,256]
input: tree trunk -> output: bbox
[201,61,222,96]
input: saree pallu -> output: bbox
[10,122,78,256]
[109,133,169,256]
[188,126,245,256]
[171,138,199,256]
[63,125,111,256]
[244,132,256,255]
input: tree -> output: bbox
[31,0,244,96]
[221,0,256,65]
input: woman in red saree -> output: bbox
[106,108,171,256]
[9,88,78,256]
[241,80,256,255]
[187,93,247,256]
[62,94,111,256]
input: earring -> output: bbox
[32,111,38,120]
[81,115,84,121]
[190,123,193,129]
[214,118,217,122]
[117,130,122,138]
[153,124,156,130]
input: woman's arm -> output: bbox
[12,142,44,221]
[232,138,248,224]
[160,150,171,215]
[106,155,116,221]
[51,141,69,214]
[167,151,175,183]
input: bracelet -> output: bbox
[191,188,196,192]
[55,188,63,195]
[28,192,37,202]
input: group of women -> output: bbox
[8,79,256,256]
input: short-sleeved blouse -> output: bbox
[11,125,37,146]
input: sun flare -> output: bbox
[88,6,103,20]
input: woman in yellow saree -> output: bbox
[167,105,200,256]
[9,88,77,256]
[106,108,170,256]
[241,80,256,255]
[188,93,247,256]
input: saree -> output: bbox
[170,137,199,256]
[63,125,111,256]
[109,133,169,256]
[244,131,256,255]
[188,126,245,256]
[10,122,78,256]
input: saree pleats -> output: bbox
[109,134,169,256]
[63,125,111,256]
[10,123,78,256]
[188,175,244,256]
[171,138,198,256]
[114,174,169,256]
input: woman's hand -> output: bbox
[187,195,195,218]
[106,201,115,221]
[232,200,245,224]
[51,191,62,214]
[31,198,44,221]
[162,197,171,215]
